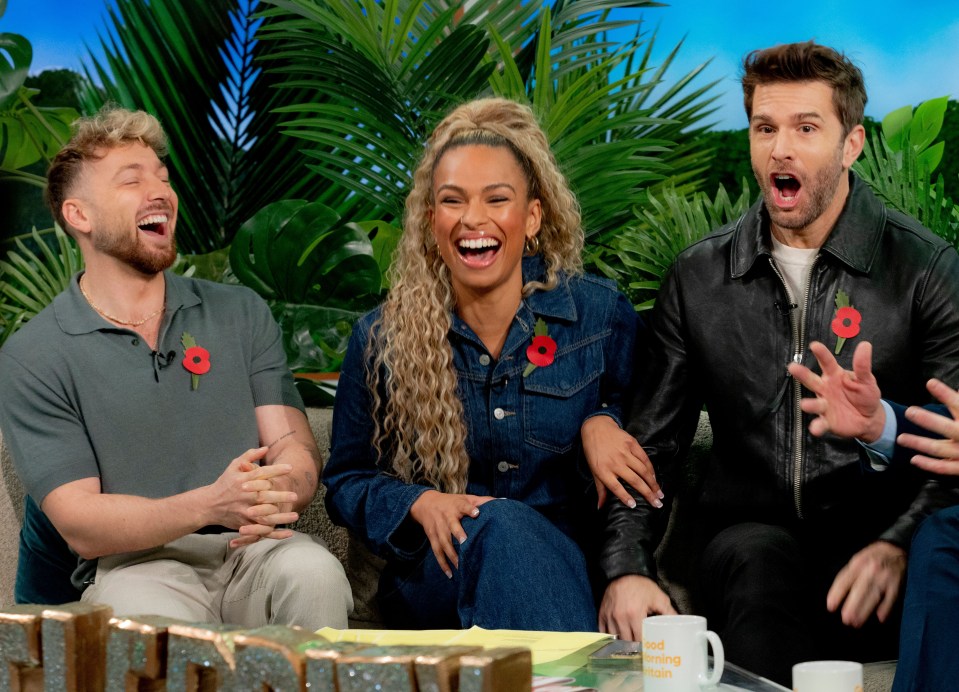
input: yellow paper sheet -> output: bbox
[315,626,611,665]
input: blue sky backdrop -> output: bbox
[3,0,956,131]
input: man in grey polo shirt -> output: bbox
[0,107,352,628]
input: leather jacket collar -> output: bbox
[730,172,887,279]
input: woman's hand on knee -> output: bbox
[581,416,662,509]
[409,490,493,579]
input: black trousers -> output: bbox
[697,522,901,686]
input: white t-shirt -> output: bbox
[770,235,818,322]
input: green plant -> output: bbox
[0,29,77,188]
[880,96,949,175]
[854,96,959,247]
[257,0,497,225]
[78,0,336,254]
[486,9,719,242]
[229,199,396,391]
[0,226,83,337]
[596,179,754,310]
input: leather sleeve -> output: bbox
[881,246,959,548]
[600,261,704,582]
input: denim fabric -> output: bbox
[324,257,640,627]
[893,506,959,692]
[378,499,596,630]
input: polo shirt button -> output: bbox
[493,407,505,420]
[479,354,491,366]
[131,338,139,346]
[497,461,510,473]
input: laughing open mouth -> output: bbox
[456,236,501,263]
[137,213,169,235]
[773,174,801,200]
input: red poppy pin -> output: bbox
[831,289,861,355]
[181,332,210,390]
[523,318,557,377]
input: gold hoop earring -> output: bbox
[524,235,541,256]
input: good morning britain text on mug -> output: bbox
[642,614,724,692]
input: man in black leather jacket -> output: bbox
[593,41,959,684]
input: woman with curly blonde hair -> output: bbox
[324,98,654,630]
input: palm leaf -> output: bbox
[76,0,332,253]
[486,10,699,239]
[0,227,83,339]
[593,180,753,310]
[259,1,496,222]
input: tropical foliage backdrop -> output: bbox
[2,0,957,395]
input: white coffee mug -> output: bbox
[792,660,863,692]
[642,614,724,692]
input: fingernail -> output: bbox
[444,570,453,579]
[471,508,479,517]
[459,535,467,544]
[653,499,664,509]
[628,499,637,509]
[657,490,665,500]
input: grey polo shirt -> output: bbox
[0,271,303,507]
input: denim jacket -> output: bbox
[323,257,640,563]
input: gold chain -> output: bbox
[78,276,165,327]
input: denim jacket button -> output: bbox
[497,461,510,473]
[479,354,491,366]
[493,407,505,420]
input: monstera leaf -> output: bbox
[0,32,77,178]
[230,199,386,375]
[0,31,29,109]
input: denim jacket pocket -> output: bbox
[522,341,603,454]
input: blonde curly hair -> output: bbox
[369,97,584,493]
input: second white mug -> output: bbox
[792,660,863,692]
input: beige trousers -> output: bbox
[81,531,353,629]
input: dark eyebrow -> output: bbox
[436,182,516,194]
[750,111,825,126]
[794,111,825,123]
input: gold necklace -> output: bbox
[78,276,165,327]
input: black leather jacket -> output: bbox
[602,173,959,582]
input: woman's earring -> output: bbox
[524,235,541,256]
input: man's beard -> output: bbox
[754,145,846,231]
[94,226,177,275]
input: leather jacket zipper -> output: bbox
[768,255,820,519]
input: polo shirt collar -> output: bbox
[55,270,202,335]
